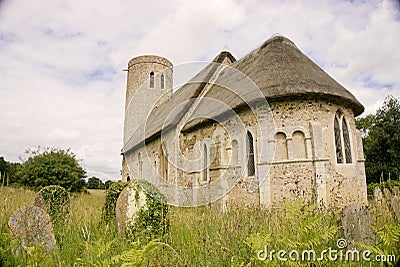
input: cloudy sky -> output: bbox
[0,0,399,181]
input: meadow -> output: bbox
[0,186,399,266]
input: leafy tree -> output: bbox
[0,156,22,185]
[20,147,86,192]
[356,95,400,183]
[87,176,105,189]
[104,180,114,190]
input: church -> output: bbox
[121,35,368,210]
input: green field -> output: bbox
[0,186,399,266]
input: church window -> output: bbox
[342,118,352,163]
[275,132,288,160]
[334,111,352,164]
[160,74,164,89]
[203,144,209,181]
[150,71,154,88]
[247,131,255,176]
[231,140,238,165]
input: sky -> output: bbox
[0,0,399,181]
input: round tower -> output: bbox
[125,55,173,113]
[122,55,172,182]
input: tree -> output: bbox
[0,156,22,185]
[356,95,400,183]
[87,176,105,189]
[20,147,86,192]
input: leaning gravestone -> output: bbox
[34,185,70,225]
[340,203,375,247]
[8,206,56,253]
[116,180,169,237]
[116,181,148,234]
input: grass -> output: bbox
[0,186,399,266]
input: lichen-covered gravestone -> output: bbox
[115,180,169,238]
[340,203,375,247]
[34,185,70,225]
[8,206,56,253]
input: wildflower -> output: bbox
[237,223,242,227]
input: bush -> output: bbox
[102,182,127,223]
[134,180,170,239]
[34,185,70,225]
[20,147,86,192]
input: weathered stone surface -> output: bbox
[340,203,375,246]
[374,187,385,207]
[115,181,148,235]
[8,206,56,253]
[392,186,399,196]
[34,185,70,224]
[389,196,400,223]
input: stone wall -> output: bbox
[123,97,368,210]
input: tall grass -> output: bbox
[0,186,399,266]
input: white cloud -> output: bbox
[0,0,399,180]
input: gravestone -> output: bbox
[340,203,375,247]
[115,181,148,234]
[374,187,384,207]
[115,180,169,237]
[8,206,56,253]
[34,185,70,224]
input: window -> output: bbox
[292,131,307,159]
[342,118,352,163]
[231,140,238,165]
[138,153,142,179]
[160,74,164,89]
[275,132,288,160]
[149,71,154,88]
[159,145,168,179]
[203,144,209,182]
[247,131,255,176]
[334,111,352,164]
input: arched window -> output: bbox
[246,131,255,176]
[334,115,343,163]
[159,145,168,179]
[275,132,288,160]
[138,153,142,179]
[127,175,131,182]
[292,131,306,159]
[160,74,164,89]
[231,140,238,165]
[203,144,209,182]
[342,118,352,163]
[334,111,352,164]
[149,71,154,88]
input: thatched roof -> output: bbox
[123,36,364,152]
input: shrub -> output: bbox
[34,185,70,225]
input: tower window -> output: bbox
[247,131,255,176]
[161,74,164,89]
[334,111,352,164]
[149,71,154,88]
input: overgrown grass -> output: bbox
[0,186,399,266]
